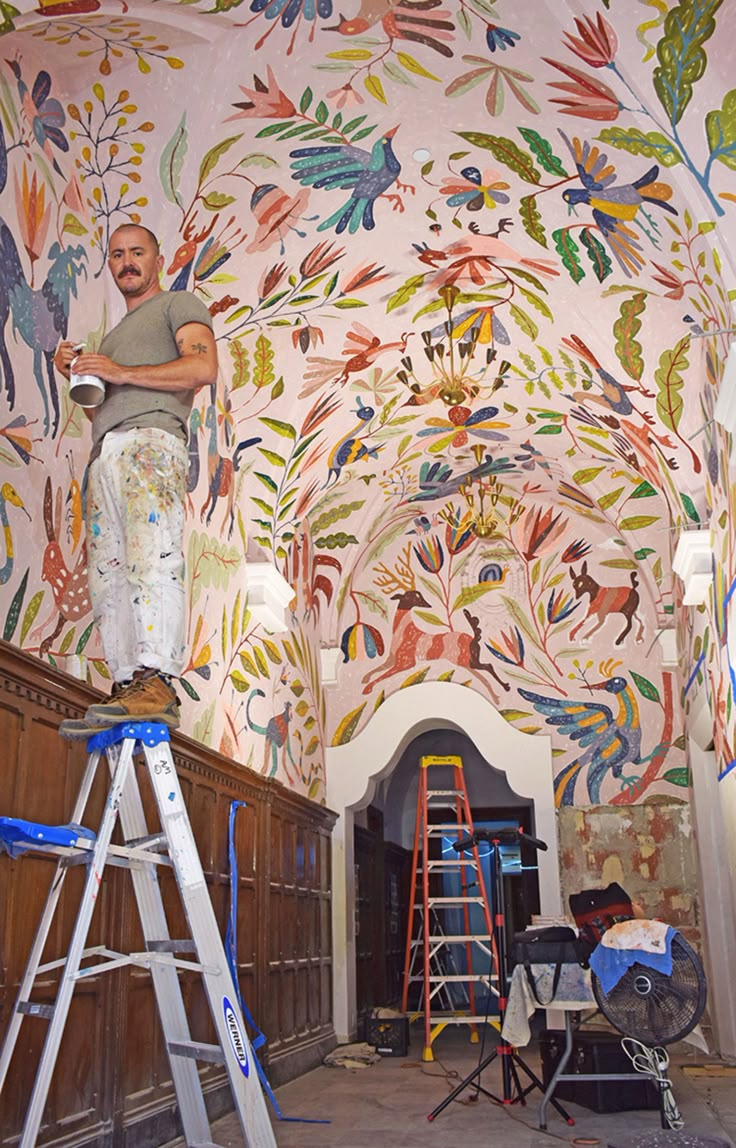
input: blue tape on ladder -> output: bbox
[226,800,329,1126]
[86,723,171,751]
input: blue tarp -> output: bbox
[0,817,95,859]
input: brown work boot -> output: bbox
[85,673,180,728]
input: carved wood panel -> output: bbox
[0,643,336,1148]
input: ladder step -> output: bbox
[17,1001,54,1020]
[426,859,477,868]
[426,790,464,797]
[169,1040,225,1065]
[427,824,472,832]
[146,939,197,953]
[428,935,492,943]
[427,897,484,905]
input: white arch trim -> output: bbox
[326,681,561,1042]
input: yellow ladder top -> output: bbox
[420,754,463,769]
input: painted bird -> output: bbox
[327,0,455,56]
[519,678,645,806]
[562,334,634,416]
[325,400,382,485]
[290,128,403,234]
[559,131,677,277]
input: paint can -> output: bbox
[69,362,105,408]
[69,342,105,408]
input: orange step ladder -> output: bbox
[401,754,499,1062]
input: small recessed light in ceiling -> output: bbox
[413,148,431,163]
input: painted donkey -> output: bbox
[568,561,644,646]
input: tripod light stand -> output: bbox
[427,826,574,1126]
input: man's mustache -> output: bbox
[119,267,141,277]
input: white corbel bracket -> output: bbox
[672,531,712,606]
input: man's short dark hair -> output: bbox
[109,223,160,255]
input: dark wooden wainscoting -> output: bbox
[0,643,336,1148]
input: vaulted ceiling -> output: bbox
[1,0,734,803]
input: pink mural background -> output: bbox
[0,0,734,815]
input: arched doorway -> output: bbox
[326,682,560,1042]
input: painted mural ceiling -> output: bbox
[0,0,735,804]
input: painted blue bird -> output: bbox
[290,127,402,234]
[325,400,383,485]
[559,132,677,277]
[519,678,644,807]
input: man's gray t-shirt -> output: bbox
[89,291,214,463]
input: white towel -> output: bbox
[599,919,670,953]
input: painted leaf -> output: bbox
[230,669,249,693]
[456,132,541,183]
[198,134,242,184]
[314,532,358,548]
[364,74,387,104]
[517,128,568,176]
[254,646,269,675]
[400,667,430,688]
[311,501,365,532]
[240,651,259,676]
[160,113,187,209]
[383,60,415,87]
[663,767,690,787]
[20,590,44,648]
[259,416,296,439]
[62,212,88,236]
[630,670,661,703]
[619,515,659,530]
[580,228,612,282]
[552,228,584,283]
[631,480,657,498]
[179,677,201,701]
[229,339,250,389]
[387,273,427,313]
[652,0,721,126]
[201,190,236,211]
[3,568,28,642]
[331,701,366,745]
[75,622,94,654]
[518,194,547,248]
[597,127,682,166]
[705,86,736,169]
[613,292,646,382]
[573,466,605,484]
[253,334,275,389]
[597,486,624,510]
[681,492,700,523]
[655,338,689,432]
[397,52,439,81]
[508,303,538,341]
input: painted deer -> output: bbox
[568,561,644,646]
[361,555,509,697]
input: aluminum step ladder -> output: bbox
[0,721,276,1148]
[401,754,499,1062]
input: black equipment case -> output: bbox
[539,1029,660,1113]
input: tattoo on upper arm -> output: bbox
[191,342,208,354]
[177,337,184,351]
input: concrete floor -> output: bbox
[186,1029,736,1148]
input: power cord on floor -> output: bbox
[621,1038,684,1130]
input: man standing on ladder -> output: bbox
[54,223,217,737]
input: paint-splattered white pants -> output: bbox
[86,427,188,683]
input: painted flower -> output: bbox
[326,83,364,109]
[341,261,389,294]
[486,24,520,52]
[246,184,311,254]
[210,294,239,316]
[486,626,524,666]
[417,405,509,452]
[227,67,296,119]
[14,165,51,270]
[543,59,621,121]
[352,366,401,407]
[300,240,344,278]
[547,589,580,625]
[441,503,475,555]
[413,535,445,573]
[563,14,618,68]
[514,505,569,561]
[651,262,685,300]
[440,166,511,212]
[258,261,288,300]
[340,622,384,663]
[10,63,68,167]
[561,539,591,563]
[446,57,539,117]
[292,324,324,353]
